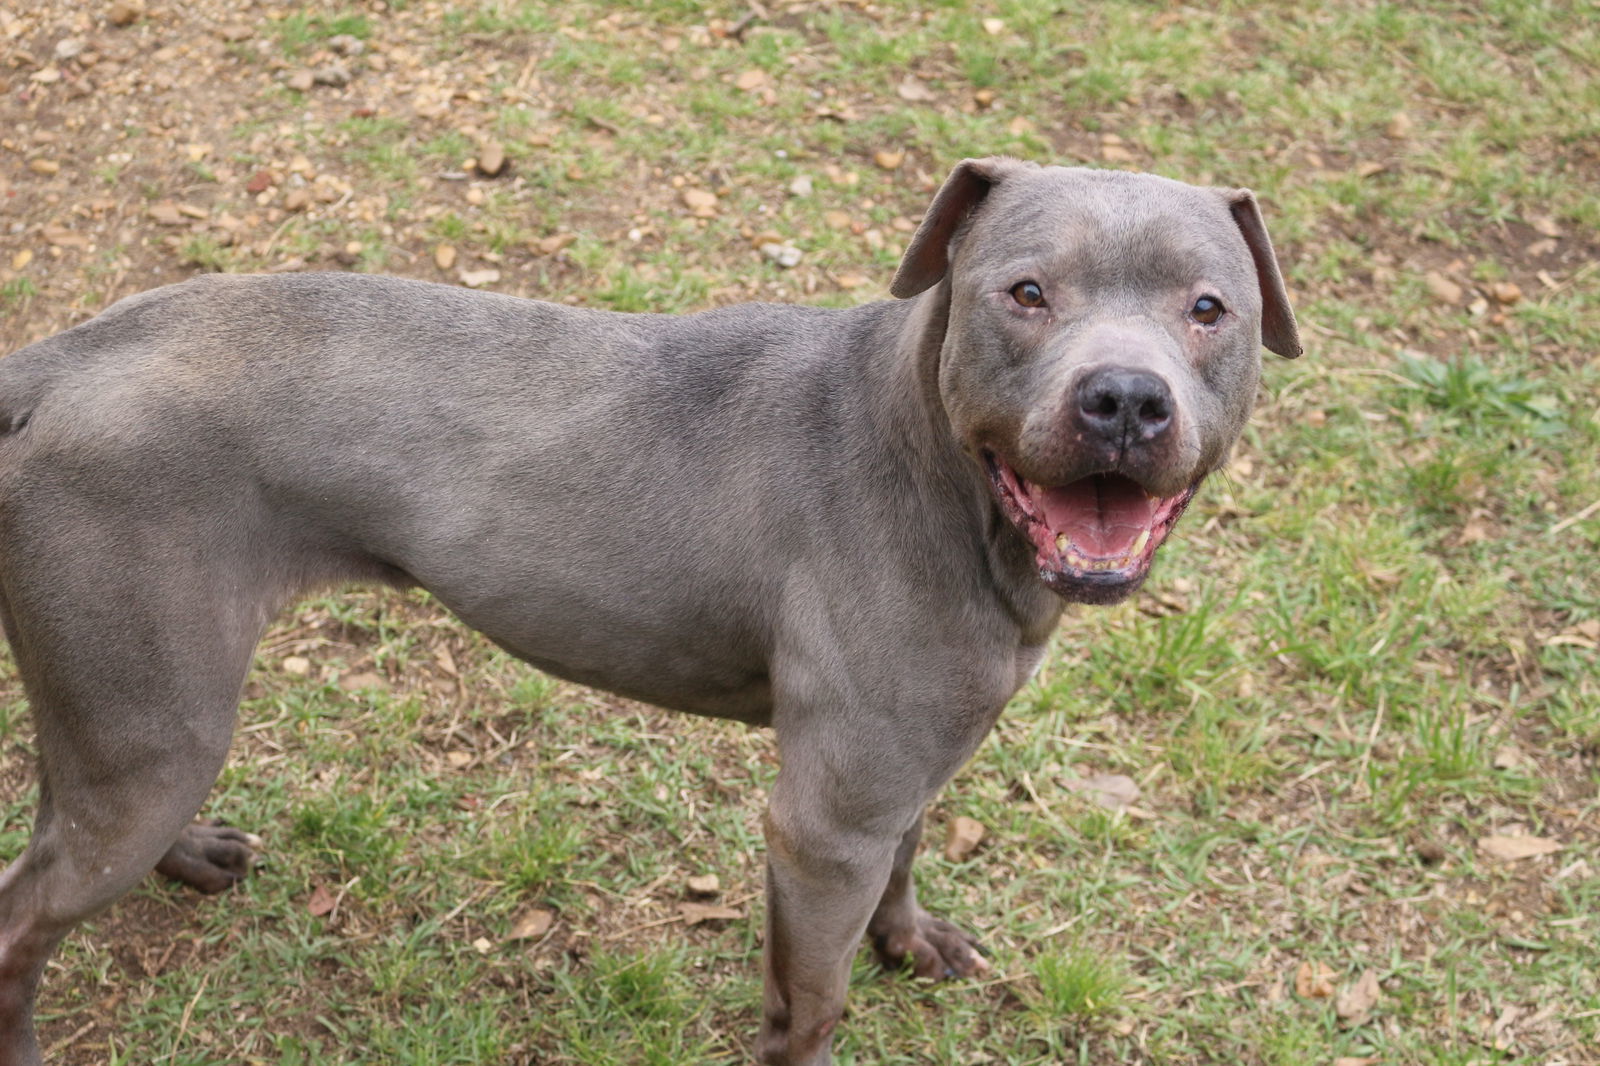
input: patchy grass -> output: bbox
[2,0,1597,1064]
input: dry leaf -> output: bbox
[506,907,554,941]
[1334,1059,1381,1066]
[896,76,934,102]
[307,883,337,916]
[1065,773,1140,811]
[1478,835,1562,861]
[734,69,766,91]
[873,149,904,170]
[677,902,744,926]
[1294,959,1336,999]
[943,816,986,861]
[1336,968,1382,1023]
[11,249,33,270]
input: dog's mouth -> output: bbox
[983,451,1197,603]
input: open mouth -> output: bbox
[984,451,1198,601]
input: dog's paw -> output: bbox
[155,820,264,894]
[871,909,990,980]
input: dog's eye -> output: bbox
[1010,281,1046,308]
[1191,296,1224,324]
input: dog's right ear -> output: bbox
[890,156,1029,299]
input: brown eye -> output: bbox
[1191,296,1224,324]
[1011,281,1046,308]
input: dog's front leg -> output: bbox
[755,736,925,1066]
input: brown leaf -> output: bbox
[873,149,904,171]
[307,883,337,916]
[943,816,986,861]
[506,907,554,941]
[1294,959,1336,999]
[734,69,766,91]
[677,902,744,926]
[1478,835,1562,861]
[1336,968,1382,1023]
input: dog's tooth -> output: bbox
[1131,529,1150,556]
[1055,532,1069,553]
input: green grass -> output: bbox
[4,0,1599,1063]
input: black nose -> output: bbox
[1075,367,1174,443]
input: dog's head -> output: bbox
[894,157,1300,605]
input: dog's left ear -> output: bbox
[891,156,1031,299]
[1222,189,1302,359]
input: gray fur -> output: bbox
[0,158,1297,1065]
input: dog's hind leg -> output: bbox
[0,548,279,1066]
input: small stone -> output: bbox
[1414,838,1447,865]
[312,63,351,87]
[217,24,254,42]
[1101,143,1136,164]
[11,249,33,271]
[434,244,457,271]
[54,38,87,61]
[1489,281,1522,305]
[982,17,1006,35]
[286,69,315,92]
[108,0,144,27]
[147,202,184,226]
[459,268,501,288]
[734,68,766,91]
[506,907,554,941]
[245,169,274,194]
[282,187,311,212]
[326,33,366,56]
[943,816,985,861]
[1386,111,1415,139]
[445,751,473,768]
[475,139,506,177]
[682,187,718,217]
[686,873,720,898]
[760,242,802,268]
[1528,214,1563,238]
[28,159,60,176]
[464,186,486,206]
[1423,271,1462,305]
[787,174,813,197]
[534,233,576,255]
[281,656,312,676]
[973,88,997,109]
[873,149,904,171]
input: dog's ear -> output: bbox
[891,157,1029,299]
[1222,189,1302,359]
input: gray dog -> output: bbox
[0,157,1298,1065]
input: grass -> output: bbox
[3,0,1598,1063]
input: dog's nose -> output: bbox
[1075,367,1173,443]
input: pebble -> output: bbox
[286,70,315,92]
[760,241,802,268]
[28,159,61,176]
[434,244,457,270]
[475,140,506,177]
[873,149,904,171]
[682,187,718,217]
[108,0,144,27]
[686,873,720,898]
[313,64,352,88]
[943,816,985,861]
[1423,270,1462,305]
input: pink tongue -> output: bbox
[1036,476,1157,556]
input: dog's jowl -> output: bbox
[0,158,1298,1066]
